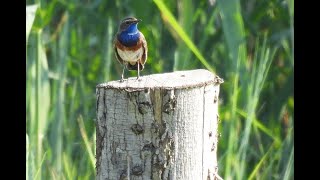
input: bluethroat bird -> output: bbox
[113,17,148,81]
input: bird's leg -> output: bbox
[120,65,125,82]
[137,63,141,81]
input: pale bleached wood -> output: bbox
[96,69,223,180]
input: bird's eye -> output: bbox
[125,21,130,25]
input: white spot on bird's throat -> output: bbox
[128,32,139,36]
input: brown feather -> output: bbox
[113,39,125,65]
[139,32,148,68]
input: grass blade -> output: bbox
[217,0,247,71]
[63,152,76,180]
[26,4,38,42]
[153,0,215,72]
[236,108,281,145]
[282,147,294,180]
[78,115,96,171]
[248,142,274,180]
[103,18,114,81]
[238,37,276,178]
[34,152,47,180]
[27,29,51,180]
[174,0,194,70]
[51,12,69,175]
[26,134,29,180]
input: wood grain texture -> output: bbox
[96,69,223,180]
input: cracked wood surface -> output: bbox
[96,69,223,180]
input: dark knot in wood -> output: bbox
[131,124,144,135]
[132,165,143,175]
[138,102,151,114]
[142,142,156,152]
[163,96,176,114]
[214,95,218,103]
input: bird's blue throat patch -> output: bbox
[118,24,140,47]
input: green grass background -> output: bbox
[26,0,294,179]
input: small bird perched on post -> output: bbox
[113,17,148,81]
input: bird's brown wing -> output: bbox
[139,32,148,70]
[113,37,125,65]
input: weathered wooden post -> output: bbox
[96,69,223,180]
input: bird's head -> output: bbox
[119,17,141,34]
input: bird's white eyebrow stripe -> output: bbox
[123,18,134,23]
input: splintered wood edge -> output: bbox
[96,69,224,92]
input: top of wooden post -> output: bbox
[96,69,224,91]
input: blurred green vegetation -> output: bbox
[26,0,293,179]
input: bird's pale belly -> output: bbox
[117,47,143,63]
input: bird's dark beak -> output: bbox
[135,19,142,23]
